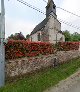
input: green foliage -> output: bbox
[0,58,80,92]
[26,34,30,40]
[8,32,26,40]
[63,30,71,41]
[63,31,80,42]
[71,32,80,41]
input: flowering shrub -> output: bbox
[5,40,80,60]
[57,42,79,51]
[5,40,54,59]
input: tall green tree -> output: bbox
[63,30,71,41]
[26,34,30,40]
[71,32,80,41]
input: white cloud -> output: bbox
[5,17,36,38]
[5,0,45,38]
[56,0,80,33]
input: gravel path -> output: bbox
[44,69,80,92]
[65,81,80,92]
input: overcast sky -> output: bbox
[2,0,80,38]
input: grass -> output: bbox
[0,58,80,92]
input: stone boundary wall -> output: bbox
[6,50,80,78]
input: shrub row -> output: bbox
[57,42,79,51]
[5,40,80,60]
[5,40,54,60]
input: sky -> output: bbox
[1,0,80,38]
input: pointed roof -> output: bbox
[30,17,49,35]
[48,0,51,4]
[47,0,54,4]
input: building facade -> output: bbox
[30,0,65,44]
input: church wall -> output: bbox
[54,18,61,31]
[62,34,65,42]
[30,33,37,42]
[47,16,55,43]
[49,15,65,43]
[57,33,65,42]
[48,15,55,28]
[47,15,64,43]
[41,23,49,42]
[30,15,65,43]
[30,31,41,42]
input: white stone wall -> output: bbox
[6,50,80,78]
[48,15,65,43]
[30,31,41,42]
[57,33,65,42]
[30,33,38,42]
[54,18,61,31]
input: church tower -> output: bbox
[46,0,57,18]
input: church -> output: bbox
[30,0,65,44]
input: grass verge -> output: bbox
[0,58,80,92]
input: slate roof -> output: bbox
[30,17,49,35]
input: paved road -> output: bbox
[45,80,80,92]
[44,69,80,92]
[65,81,80,92]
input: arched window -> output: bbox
[37,33,41,41]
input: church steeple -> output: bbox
[1,0,5,16]
[46,0,56,17]
[48,0,51,4]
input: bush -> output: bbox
[5,40,54,60]
[57,42,79,51]
[5,40,80,60]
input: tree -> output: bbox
[8,34,14,39]
[63,30,71,41]
[8,32,26,40]
[26,34,30,40]
[71,32,80,41]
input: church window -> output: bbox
[31,37,32,41]
[38,33,41,41]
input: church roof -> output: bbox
[30,17,49,35]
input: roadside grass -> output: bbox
[0,58,80,92]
